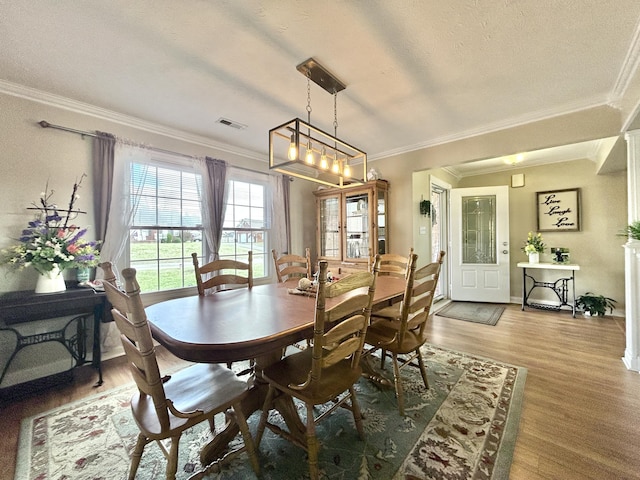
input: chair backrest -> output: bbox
[396,250,446,345]
[99,263,171,429]
[292,256,381,394]
[192,251,253,295]
[272,248,311,283]
[377,248,414,278]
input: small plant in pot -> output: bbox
[575,292,617,316]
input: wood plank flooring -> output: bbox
[1,303,639,480]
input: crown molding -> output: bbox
[0,80,265,162]
[611,16,640,105]
[369,95,612,161]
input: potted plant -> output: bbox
[620,220,640,240]
[575,292,617,316]
[522,231,545,264]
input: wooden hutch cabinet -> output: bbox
[313,180,389,274]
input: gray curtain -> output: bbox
[92,132,116,242]
[203,157,227,261]
[282,175,292,253]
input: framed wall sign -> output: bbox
[536,188,581,232]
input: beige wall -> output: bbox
[0,93,315,292]
[371,152,627,312]
[0,92,628,308]
[458,160,627,309]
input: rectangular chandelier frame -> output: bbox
[269,117,367,188]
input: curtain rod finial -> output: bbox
[38,120,50,128]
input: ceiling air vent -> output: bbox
[216,117,247,130]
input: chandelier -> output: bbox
[269,58,367,188]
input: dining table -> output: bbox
[145,275,406,466]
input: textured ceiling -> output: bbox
[1,1,640,171]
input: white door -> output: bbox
[450,186,510,303]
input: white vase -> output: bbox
[35,265,66,294]
[528,252,540,264]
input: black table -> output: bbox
[0,286,108,391]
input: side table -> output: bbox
[517,262,580,317]
[0,287,108,391]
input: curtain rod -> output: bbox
[37,120,279,178]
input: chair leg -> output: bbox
[417,348,429,389]
[233,401,261,476]
[392,353,406,416]
[255,385,276,446]
[380,348,387,368]
[166,435,181,480]
[128,433,148,480]
[305,402,320,480]
[349,386,365,440]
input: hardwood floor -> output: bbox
[2,303,639,480]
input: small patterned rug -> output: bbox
[15,345,525,480]
[436,302,506,326]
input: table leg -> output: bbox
[199,349,307,467]
[521,267,526,310]
[572,270,576,317]
[360,352,394,388]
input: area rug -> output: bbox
[15,345,526,480]
[436,302,505,326]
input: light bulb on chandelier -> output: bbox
[305,142,315,165]
[343,160,351,178]
[331,155,340,174]
[320,147,328,170]
[288,133,297,161]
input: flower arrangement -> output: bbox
[1,175,101,275]
[522,231,545,254]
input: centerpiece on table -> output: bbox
[1,175,101,293]
[522,231,545,264]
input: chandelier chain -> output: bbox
[306,75,312,124]
[333,90,338,137]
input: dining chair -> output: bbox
[364,250,445,416]
[371,248,414,322]
[99,263,260,480]
[255,255,381,480]
[272,248,311,283]
[377,248,414,278]
[191,251,253,295]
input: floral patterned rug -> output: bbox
[15,345,526,480]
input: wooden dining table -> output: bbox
[145,275,406,466]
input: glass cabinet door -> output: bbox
[318,195,341,259]
[344,191,370,261]
[377,187,387,254]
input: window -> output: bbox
[221,179,268,278]
[129,162,204,292]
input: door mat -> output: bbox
[436,301,505,326]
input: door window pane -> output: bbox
[462,195,496,264]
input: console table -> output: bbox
[0,287,107,391]
[517,262,580,317]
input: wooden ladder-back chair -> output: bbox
[364,250,445,416]
[99,263,260,480]
[255,256,381,480]
[191,251,253,296]
[192,252,254,374]
[272,248,312,283]
[377,248,414,278]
